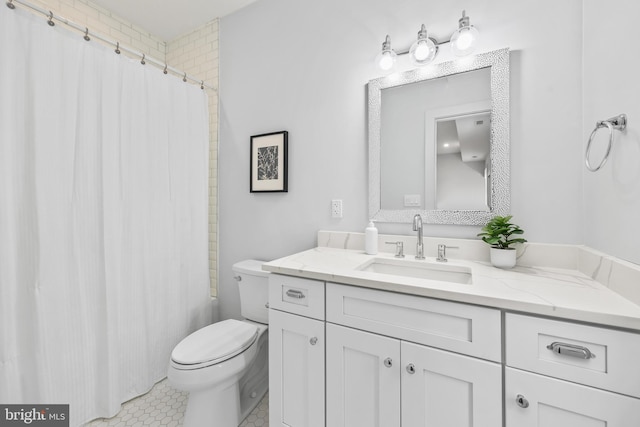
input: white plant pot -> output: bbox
[490,247,517,269]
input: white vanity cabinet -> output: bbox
[268,275,325,427]
[268,271,640,427]
[325,282,503,427]
[505,313,640,426]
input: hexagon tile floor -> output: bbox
[84,378,269,427]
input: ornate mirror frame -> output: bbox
[368,48,510,225]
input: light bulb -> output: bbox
[413,42,431,61]
[378,51,395,70]
[375,35,397,71]
[409,24,437,66]
[451,11,479,57]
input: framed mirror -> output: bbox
[368,48,510,225]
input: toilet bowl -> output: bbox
[168,260,269,427]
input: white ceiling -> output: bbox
[90,0,258,41]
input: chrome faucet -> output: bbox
[412,214,425,260]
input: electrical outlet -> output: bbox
[331,199,343,218]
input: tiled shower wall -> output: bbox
[26,0,219,296]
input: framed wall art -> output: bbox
[250,130,288,193]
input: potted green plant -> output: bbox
[477,215,527,268]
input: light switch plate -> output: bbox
[404,194,421,207]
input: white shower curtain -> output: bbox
[0,7,211,426]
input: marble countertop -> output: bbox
[263,246,640,331]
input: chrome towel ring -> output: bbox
[585,114,627,172]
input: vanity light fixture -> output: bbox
[450,10,480,57]
[375,10,480,71]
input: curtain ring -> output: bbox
[200,80,204,90]
[140,54,146,65]
[163,64,168,75]
[115,42,121,55]
[183,73,187,82]
[47,11,55,26]
[6,0,16,10]
[83,27,90,41]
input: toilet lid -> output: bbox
[171,319,258,367]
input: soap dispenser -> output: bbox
[365,220,378,255]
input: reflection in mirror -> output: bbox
[380,68,491,212]
[369,48,510,225]
[436,110,491,211]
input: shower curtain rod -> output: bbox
[6,0,216,91]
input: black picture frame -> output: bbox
[250,131,288,193]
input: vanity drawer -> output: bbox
[326,282,502,362]
[506,313,640,398]
[269,274,325,320]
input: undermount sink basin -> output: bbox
[357,258,472,285]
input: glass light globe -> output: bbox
[375,35,397,71]
[409,37,437,66]
[451,12,479,57]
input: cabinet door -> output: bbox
[326,323,401,427]
[401,341,502,427]
[506,367,640,427]
[269,309,325,427]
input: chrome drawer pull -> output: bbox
[383,358,393,368]
[285,289,306,299]
[546,342,595,359]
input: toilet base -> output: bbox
[183,382,240,427]
[238,329,269,420]
[180,345,268,427]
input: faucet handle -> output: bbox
[437,244,459,262]
[385,241,405,258]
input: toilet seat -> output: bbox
[171,319,258,370]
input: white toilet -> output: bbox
[168,260,269,427]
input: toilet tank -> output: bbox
[232,260,270,324]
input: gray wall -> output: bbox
[218,0,585,319]
[583,0,640,266]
